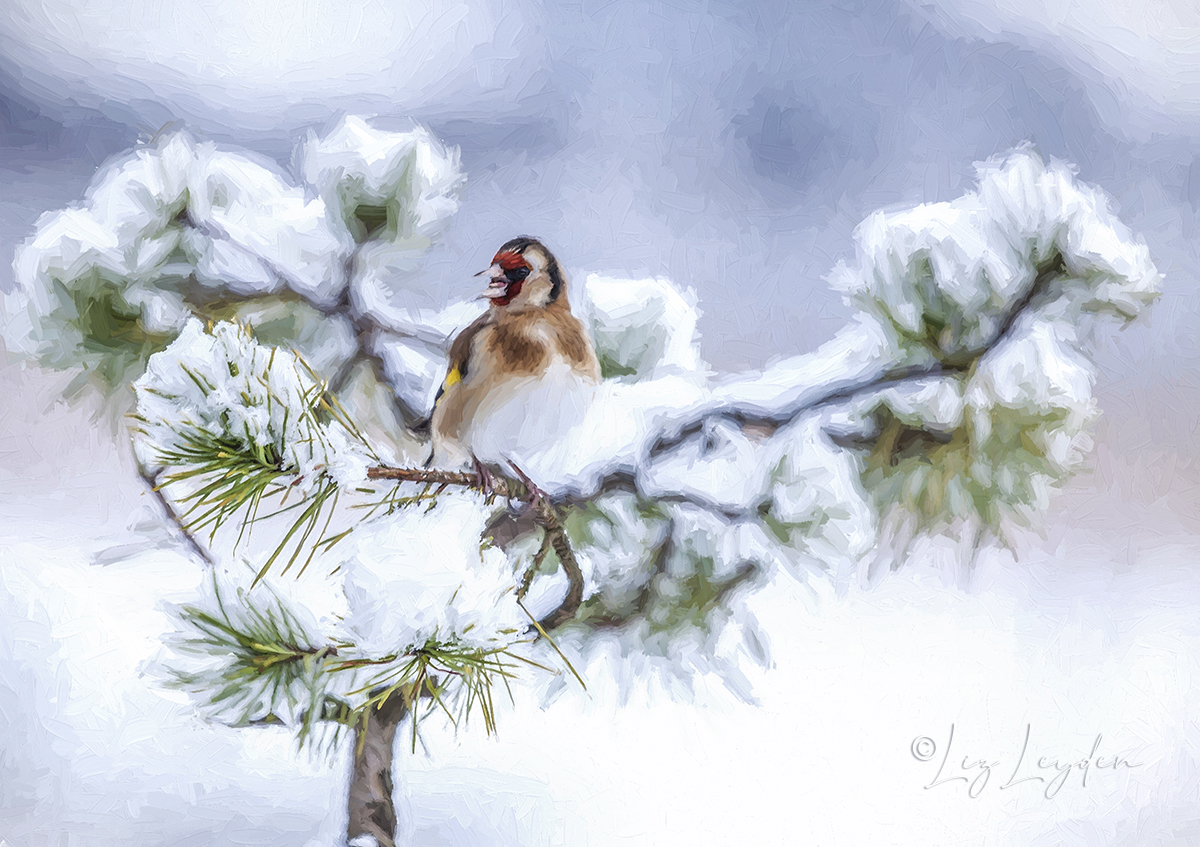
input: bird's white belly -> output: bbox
[460,360,598,486]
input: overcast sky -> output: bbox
[2,0,1198,378]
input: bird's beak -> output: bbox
[476,264,509,299]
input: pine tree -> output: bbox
[5,119,1160,847]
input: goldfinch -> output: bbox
[429,237,601,474]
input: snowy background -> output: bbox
[2,1,1200,845]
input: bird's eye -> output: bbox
[504,266,530,283]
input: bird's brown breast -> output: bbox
[486,320,548,375]
[485,303,599,380]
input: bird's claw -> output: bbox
[471,456,499,502]
[506,461,551,517]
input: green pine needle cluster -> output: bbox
[132,337,376,584]
[169,573,544,756]
[169,574,340,745]
[338,635,544,754]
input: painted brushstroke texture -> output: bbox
[1,1,1199,846]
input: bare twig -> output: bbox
[529,502,585,633]
[367,466,518,498]
[517,530,553,600]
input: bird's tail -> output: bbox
[410,417,432,438]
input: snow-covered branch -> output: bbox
[4,116,461,408]
[131,146,1163,696]
[364,465,586,632]
[448,149,1160,529]
[343,152,1157,550]
[8,117,1164,811]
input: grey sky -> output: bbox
[1,0,1196,379]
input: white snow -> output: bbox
[7,131,351,360]
[339,492,526,655]
[299,116,463,242]
[712,314,895,422]
[4,118,463,385]
[963,315,1100,513]
[186,141,348,307]
[299,116,464,323]
[855,376,967,433]
[370,330,451,424]
[132,319,373,491]
[580,274,706,380]
[839,148,1160,364]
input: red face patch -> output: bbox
[493,250,528,271]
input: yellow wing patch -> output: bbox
[434,365,462,407]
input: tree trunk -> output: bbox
[347,694,409,847]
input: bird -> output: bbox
[428,237,601,485]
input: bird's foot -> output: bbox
[506,461,552,519]
[471,456,500,502]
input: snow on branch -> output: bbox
[298,116,463,322]
[13,130,1163,761]
[169,544,534,752]
[352,151,1158,539]
[4,116,463,397]
[519,149,1160,522]
[666,148,1158,431]
[131,319,378,575]
[135,147,1164,659]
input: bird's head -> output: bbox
[477,237,567,310]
